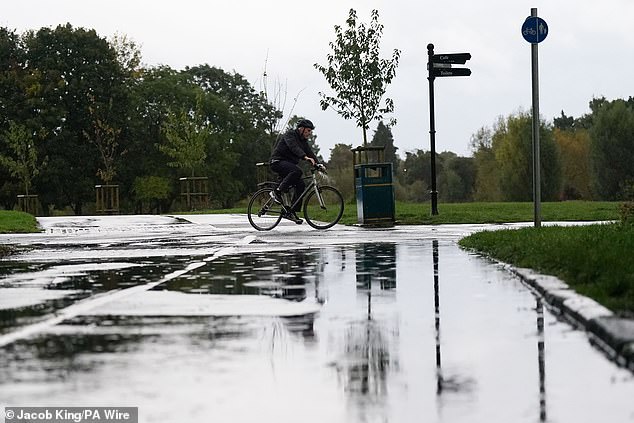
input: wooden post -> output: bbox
[95,185,120,214]
[179,177,209,210]
[17,194,39,215]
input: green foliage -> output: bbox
[472,112,561,202]
[470,126,500,201]
[590,98,634,200]
[370,121,400,171]
[439,155,475,202]
[133,176,171,201]
[400,150,431,187]
[315,9,400,145]
[553,128,593,200]
[158,97,209,177]
[22,23,128,214]
[84,95,124,183]
[0,121,45,195]
[619,180,634,225]
[460,224,634,314]
[181,65,280,204]
[326,143,354,201]
[132,176,171,213]
[620,202,634,226]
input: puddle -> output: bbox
[1,241,633,423]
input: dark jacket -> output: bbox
[270,129,318,165]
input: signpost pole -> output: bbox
[427,43,439,215]
[426,46,471,217]
[530,7,542,228]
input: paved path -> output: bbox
[0,215,633,423]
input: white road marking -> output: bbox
[0,236,256,347]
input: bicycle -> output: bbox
[247,164,344,231]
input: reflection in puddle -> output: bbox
[536,297,547,422]
[156,250,324,304]
[0,257,195,332]
[2,242,634,423]
[432,239,476,398]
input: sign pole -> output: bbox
[530,7,542,228]
[427,43,439,215]
[426,46,471,217]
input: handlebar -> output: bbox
[312,163,327,174]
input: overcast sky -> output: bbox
[3,0,634,160]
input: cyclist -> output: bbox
[269,119,320,224]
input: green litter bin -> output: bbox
[354,162,395,226]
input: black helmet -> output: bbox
[296,119,315,130]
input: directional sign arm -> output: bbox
[431,67,471,77]
[431,53,471,65]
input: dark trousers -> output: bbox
[270,160,305,212]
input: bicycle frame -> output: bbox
[281,170,324,213]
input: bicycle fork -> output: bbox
[313,183,327,210]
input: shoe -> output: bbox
[284,211,303,225]
[269,189,283,204]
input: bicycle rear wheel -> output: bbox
[303,185,344,230]
[248,188,284,231]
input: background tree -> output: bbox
[470,126,501,201]
[315,8,400,146]
[23,24,127,214]
[120,65,190,209]
[182,64,280,203]
[397,149,431,202]
[326,143,354,201]
[0,28,26,209]
[438,153,475,202]
[553,127,593,200]
[487,112,561,201]
[590,98,634,200]
[370,121,400,172]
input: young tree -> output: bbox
[158,97,208,177]
[84,95,124,184]
[315,9,400,146]
[0,121,46,196]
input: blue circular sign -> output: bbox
[522,16,548,44]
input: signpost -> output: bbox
[522,15,548,44]
[427,44,471,215]
[522,9,548,228]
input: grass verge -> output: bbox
[459,223,634,315]
[203,200,620,225]
[0,211,40,234]
[0,210,40,257]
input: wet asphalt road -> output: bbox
[0,214,633,423]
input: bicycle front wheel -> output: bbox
[248,188,284,231]
[303,185,344,230]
